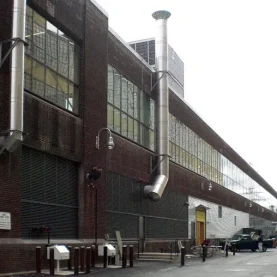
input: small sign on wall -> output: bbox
[0,212,11,230]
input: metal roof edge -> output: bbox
[89,0,109,17]
[108,27,155,73]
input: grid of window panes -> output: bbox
[24,6,79,113]
[107,65,155,150]
[169,113,277,210]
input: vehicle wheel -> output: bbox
[251,249,256,252]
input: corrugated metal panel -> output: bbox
[107,172,188,239]
[188,196,249,239]
[21,147,78,239]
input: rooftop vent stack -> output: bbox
[144,10,171,201]
[9,0,26,149]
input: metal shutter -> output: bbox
[21,147,78,239]
[107,171,188,239]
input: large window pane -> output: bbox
[32,61,45,97]
[134,86,139,119]
[25,6,33,56]
[127,81,134,116]
[69,39,75,82]
[121,112,128,137]
[114,70,121,108]
[134,120,139,143]
[57,76,68,108]
[150,130,155,151]
[68,84,79,114]
[121,78,128,113]
[128,117,134,140]
[58,31,69,78]
[45,69,57,103]
[46,22,57,71]
[24,56,32,90]
[33,11,46,63]
[108,66,114,104]
[114,108,120,133]
[150,99,155,130]
[108,105,114,130]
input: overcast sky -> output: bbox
[96,0,277,189]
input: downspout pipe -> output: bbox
[144,10,171,202]
[9,0,26,149]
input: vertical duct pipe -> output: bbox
[9,0,26,148]
[144,10,171,201]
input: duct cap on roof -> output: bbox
[152,10,171,20]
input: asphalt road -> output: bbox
[93,249,277,277]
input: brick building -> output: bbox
[0,0,277,274]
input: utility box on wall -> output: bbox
[47,245,69,260]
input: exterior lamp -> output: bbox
[96,128,114,150]
[249,202,252,208]
[208,182,212,191]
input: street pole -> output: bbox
[93,185,98,245]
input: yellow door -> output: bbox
[196,210,206,245]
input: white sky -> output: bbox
[96,0,277,189]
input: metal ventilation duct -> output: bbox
[8,0,26,151]
[144,10,171,201]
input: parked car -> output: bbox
[220,234,273,252]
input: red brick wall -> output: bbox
[81,0,109,240]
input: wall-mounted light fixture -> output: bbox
[96,127,114,150]
[208,183,212,191]
[249,202,252,208]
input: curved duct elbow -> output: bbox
[144,175,168,202]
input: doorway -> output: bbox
[196,207,206,245]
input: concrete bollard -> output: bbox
[50,248,55,275]
[202,245,206,262]
[122,245,127,268]
[103,246,108,268]
[91,245,96,267]
[74,247,79,275]
[68,246,72,270]
[181,247,185,266]
[129,245,134,267]
[36,246,41,273]
[86,247,91,274]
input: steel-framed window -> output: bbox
[107,65,155,150]
[24,6,79,114]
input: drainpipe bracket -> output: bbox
[0,37,28,68]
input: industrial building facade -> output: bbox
[0,0,277,273]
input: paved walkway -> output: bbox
[93,249,277,277]
[4,249,277,277]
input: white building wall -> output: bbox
[188,196,250,239]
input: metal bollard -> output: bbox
[80,246,85,272]
[202,245,206,262]
[122,245,127,268]
[50,248,55,275]
[129,245,134,267]
[103,246,108,268]
[232,244,235,256]
[225,244,229,257]
[36,246,41,273]
[86,247,91,274]
[91,245,96,267]
[68,246,72,270]
[74,247,79,275]
[181,247,185,266]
